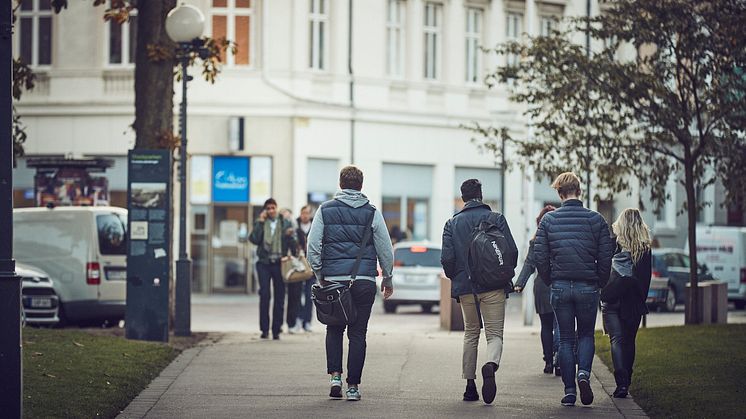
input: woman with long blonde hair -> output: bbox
[600,208,652,399]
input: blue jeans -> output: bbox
[551,280,600,395]
[300,279,314,326]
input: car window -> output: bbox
[652,255,667,273]
[664,253,685,268]
[679,254,691,268]
[97,214,127,255]
[394,246,441,267]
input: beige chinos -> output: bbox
[459,289,506,379]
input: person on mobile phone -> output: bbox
[249,198,297,340]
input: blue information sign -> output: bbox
[212,156,250,203]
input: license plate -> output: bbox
[106,269,127,281]
[31,298,52,308]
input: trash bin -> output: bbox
[440,274,464,331]
[685,282,713,324]
[702,281,728,324]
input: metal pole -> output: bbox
[585,0,592,208]
[348,0,355,165]
[0,1,23,416]
[175,48,192,337]
[500,136,506,214]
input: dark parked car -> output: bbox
[647,248,714,312]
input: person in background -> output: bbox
[287,205,314,333]
[534,172,614,407]
[249,199,297,340]
[514,205,560,375]
[601,208,652,398]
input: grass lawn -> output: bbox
[595,324,746,419]
[23,327,179,419]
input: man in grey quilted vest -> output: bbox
[306,165,394,401]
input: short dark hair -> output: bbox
[460,179,483,202]
[339,165,364,191]
[263,198,277,209]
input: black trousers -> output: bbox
[538,312,556,363]
[286,281,302,328]
[257,261,285,336]
[325,280,377,385]
[602,303,641,387]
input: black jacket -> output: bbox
[602,247,652,320]
[441,200,518,298]
[534,199,613,287]
[248,216,298,264]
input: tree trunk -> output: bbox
[133,0,176,149]
[684,154,701,324]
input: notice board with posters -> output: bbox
[126,150,171,342]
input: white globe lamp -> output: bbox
[165,4,205,43]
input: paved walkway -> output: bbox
[120,296,648,419]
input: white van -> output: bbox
[13,206,128,324]
[694,226,746,309]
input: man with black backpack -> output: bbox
[441,179,518,405]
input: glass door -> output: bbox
[211,205,250,293]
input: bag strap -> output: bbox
[351,208,376,280]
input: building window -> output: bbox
[506,12,522,67]
[16,0,53,66]
[309,0,328,70]
[108,8,138,65]
[211,0,253,66]
[465,7,482,84]
[655,173,677,229]
[423,2,442,80]
[386,0,406,77]
[539,15,557,37]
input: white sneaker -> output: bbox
[288,325,301,334]
[303,323,313,333]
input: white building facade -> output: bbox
[21,0,735,294]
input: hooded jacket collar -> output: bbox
[334,189,370,208]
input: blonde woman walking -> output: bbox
[600,208,652,399]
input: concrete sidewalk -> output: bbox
[119,298,647,419]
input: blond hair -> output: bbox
[551,172,581,198]
[612,208,651,264]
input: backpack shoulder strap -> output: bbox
[350,208,376,280]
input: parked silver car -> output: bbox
[18,263,60,326]
[383,242,442,314]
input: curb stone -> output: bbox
[593,355,649,418]
[117,345,205,419]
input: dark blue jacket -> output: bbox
[319,200,378,278]
[534,199,613,287]
[441,200,518,298]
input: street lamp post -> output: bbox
[0,1,23,417]
[165,4,207,337]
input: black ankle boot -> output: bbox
[544,357,554,374]
[463,380,479,401]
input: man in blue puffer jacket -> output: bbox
[441,179,518,405]
[307,165,394,402]
[534,172,613,407]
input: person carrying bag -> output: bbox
[306,166,394,402]
[311,208,374,326]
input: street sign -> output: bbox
[126,150,172,342]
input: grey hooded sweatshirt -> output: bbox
[307,189,394,288]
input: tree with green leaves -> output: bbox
[469,0,746,323]
[12,0,234,157]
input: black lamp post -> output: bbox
[0,1,22,417]
[165,4,208,337]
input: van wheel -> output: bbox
[421,304,433,313]
[383,301,397,314]
[55,304,69,328]
[662,285,677,312]
[735,301,746,310]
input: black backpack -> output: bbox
[467,213,517,289]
